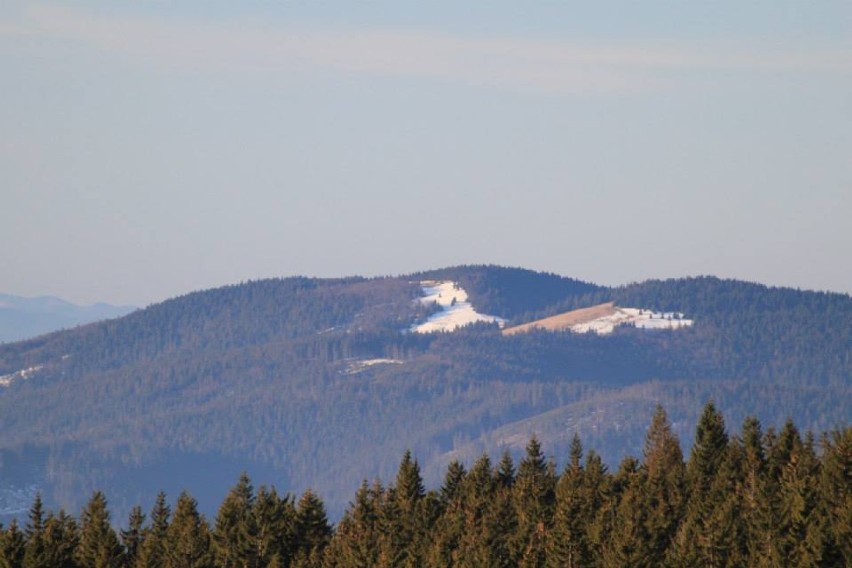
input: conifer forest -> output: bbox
[6,0,852,564]
[1,268,850,522]
[1,404,849,568]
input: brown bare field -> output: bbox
[502,302,617,336]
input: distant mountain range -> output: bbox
[0,293,136,343]
[0,266,848,522]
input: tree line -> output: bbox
[1,403,848,567]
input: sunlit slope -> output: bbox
[503,302,618,335]
[503,301,693,336]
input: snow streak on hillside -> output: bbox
[0,365,43,388]
[344,358,403,375]
[411,281,506,333]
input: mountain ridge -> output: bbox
[0,292,136,344]
[0,265,848,521]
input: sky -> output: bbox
[2,1,850,306]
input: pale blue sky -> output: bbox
[2,2,850,305]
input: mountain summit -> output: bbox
[0,265,848,520]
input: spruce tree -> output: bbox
[490,452,519,568]
[394,451,426,506]
[75,491,123,568]
[120,506,145,568]
[253,486,296,567]
[439,461,466,509]
[292,490,330,567]
[513,436,556,568]
[428,463,466,567]
[705,437,749,567]
[0,519,26,568]
[377,485,405,568]
[164,492,211,568]
[582,449,611,563]
[326,480,382,568]
[641,405,686,564]
[547,434,591,568]
[455,454,498,567]
[23,493,47,568]
[135,492,170,568]
[772,433,825,566]
[42,510,78,568]
[496,450,516,490]
[382,451,426,567]
[767,419,802,483]
[213,473,256,568]
[600,457,651,568]
[818,427,851,566]
[739,417,773,567]
[670,402,730,567]
[687,402,729,497]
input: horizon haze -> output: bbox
[2,1,850,305]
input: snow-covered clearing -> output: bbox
[502,302,693,336]
[0,365,43,388]
[572,307,693,335]
[344,358,403,375]
[411,281,506,334]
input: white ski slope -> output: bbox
[411,281,506,333]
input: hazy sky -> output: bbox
[2,1,850,306]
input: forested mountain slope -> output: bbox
[0,266,848,521]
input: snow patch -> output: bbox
[572,307,693,335]
[344,358,404,375]
[411,281,506,333]
[0,365,43,388]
